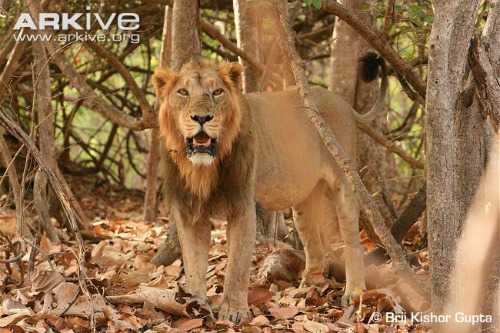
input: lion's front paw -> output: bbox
[341,285,364,306]
[218,301,251,324]
[191,296,214,319]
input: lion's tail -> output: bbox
[354,52,388,123]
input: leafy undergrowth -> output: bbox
[0,181,430,333]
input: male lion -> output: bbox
[152,55,385,322]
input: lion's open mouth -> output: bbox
[186,131,217,157]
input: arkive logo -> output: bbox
[13,7,141,44]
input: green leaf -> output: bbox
[304,0,321,9]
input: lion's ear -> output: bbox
[218,62,243,89]
[152,68,177,98]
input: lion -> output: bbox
[152,54,386,322]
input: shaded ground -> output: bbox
[0,178,430,332]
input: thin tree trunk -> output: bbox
[144,5,172,222]
[171,0,201,70]
[233,0,259,92]
[32,29,61,242]
[425,0,484,314]
[28,0,89,232]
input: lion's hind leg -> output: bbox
[333,180,366,305]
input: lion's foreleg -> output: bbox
[173,208,211,301]
[219,206,256,323]
[335,181,366,305]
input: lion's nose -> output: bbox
[191,114,213,125]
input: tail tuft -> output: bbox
[359,52,384,82]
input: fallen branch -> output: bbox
[367,185,426,263]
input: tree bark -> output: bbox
[28,0,89,232]
[469,3,500,330]
[32,39,60,242]
[330,0,375,108]
[425,0,484,314]
[233,0,259,92]
[171,0,201,70]
[443,135,499,333]
[144,5,172,222]
[232,0,294,91]
[0,41,25,105]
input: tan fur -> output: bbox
[153,59,366,322]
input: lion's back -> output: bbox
[245,87,357,161]
[244,87,357,209]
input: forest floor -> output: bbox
[0,176,430,333]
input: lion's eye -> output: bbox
[212,88,224,97]
[177,88,189,97]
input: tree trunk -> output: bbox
[32,29,61,242]
[233,0,294,92]
[233,0,259,92]
[28,0,90,233]
[144,5,172,222]
[171,0,201,70]
[425,0,485,314]
[330,0,376,108]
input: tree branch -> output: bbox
[84,41,155,123]
[200,19,265,73]
[45,41,153,130]
[357,121,424,169]
[0,40,25,105]
[321,0,427,99]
